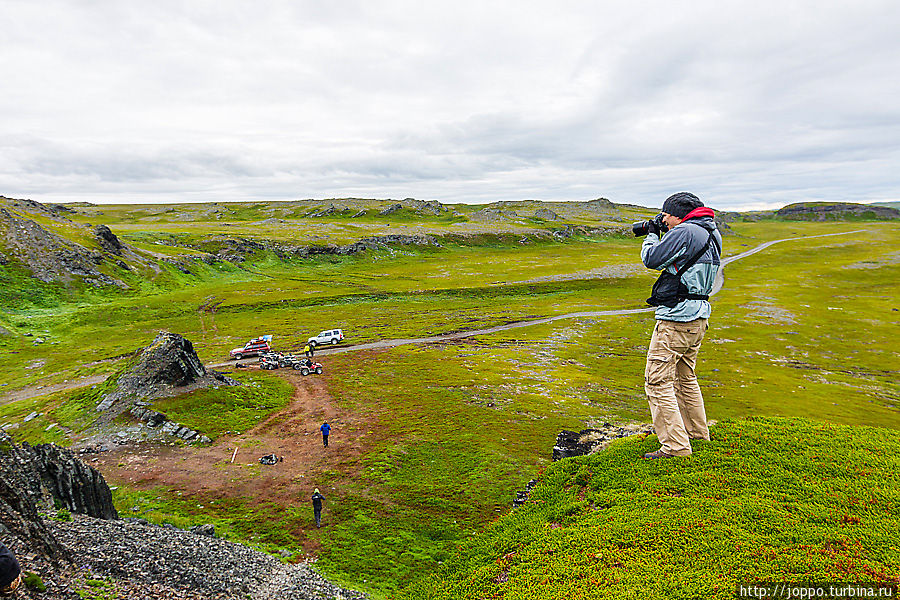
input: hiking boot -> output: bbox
[643,449,676,460]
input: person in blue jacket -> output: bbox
[320,421,331,448]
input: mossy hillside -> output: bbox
[399,417,900,600]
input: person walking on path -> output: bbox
[311,488,326,528]
[303,343,312,358]
[320,421,331,448]
[639,192,721,459]
[0,542,22,597]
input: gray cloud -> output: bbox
[1,0,898,210]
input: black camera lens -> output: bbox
[632,221,650,236]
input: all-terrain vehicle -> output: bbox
[291,357,324,376]
[259,356,280,370]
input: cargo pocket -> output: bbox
[669,322,704,353]
[645,353,674,386]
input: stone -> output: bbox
[190,523,216,537]
[94,224,124,255]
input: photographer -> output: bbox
[638,192,721,459]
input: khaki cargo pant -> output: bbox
[645,318,710,456]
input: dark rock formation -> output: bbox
[378,203,403,216]
[95,332,209,420]
[94,224,124,255]
[552,422,653,461]
[534,208,560,221]
[0,205,126,288]
[512,479,538,508]
[776,202,900,220]
[20,441,118,520]
[0,429,117,566]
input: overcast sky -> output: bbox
[1,1,898,210]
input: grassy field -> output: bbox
[2,199,899,598]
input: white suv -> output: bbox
[308,329,344,347]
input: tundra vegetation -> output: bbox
[1,196,898,598]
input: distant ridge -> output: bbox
[776,201,900,220]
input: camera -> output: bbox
[632,213,668,237]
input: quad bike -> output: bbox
[290,357,324,376]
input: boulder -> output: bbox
[94,225,124,255]
[95,331,207,419]
[552,422,654,461]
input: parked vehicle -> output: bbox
[292,357,324,376]
[230,335,272,360]
[259,356,280,370]
[307,329,344,347]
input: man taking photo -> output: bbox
[639,192,722,459]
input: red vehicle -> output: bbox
[230,335,272,360]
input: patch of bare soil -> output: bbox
[88,368,378,556]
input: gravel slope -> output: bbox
[40,514,367,600]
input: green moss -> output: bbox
[22,571,46,591]
[400,417,900,599]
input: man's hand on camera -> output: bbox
[648,214,669,236]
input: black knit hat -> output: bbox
[0,543,21,589]
[662,192,703,218]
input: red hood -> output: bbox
[683,206,715,221]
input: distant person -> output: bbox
[311,488,326,528]
[638,192,721,459]
[320,421,331,448]
[304,343,313,358]
[0,542,22,596]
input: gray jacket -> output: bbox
[641,215,722,322]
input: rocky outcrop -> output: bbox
[378,203,403,216]
[776,202,900,220]
[0,429,117,566]
[402,198,445,216]
[94,225,124,255]
[128,406,212,445]
[0,207,126,288]
[534,208,560,221]
[552,422,653,461]
[94,332,228,423]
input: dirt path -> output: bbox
[89,369,377,554]
[0,375,107,407]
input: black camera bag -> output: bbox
[646,229,715,308]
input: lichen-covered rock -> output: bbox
[94,225,124,255]
[534,208,560,221]
[95,332,208,420]
[552,422,654,461]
